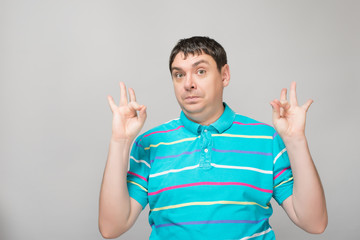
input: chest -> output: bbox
[146,135,274,208]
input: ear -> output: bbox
[221,64,230,87]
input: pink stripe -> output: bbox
[128,171,148,182]
[143,125,184,138]
[273,167,290,180]
[148,181,272,196]
[233,121,272,127]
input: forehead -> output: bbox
[171,52,216,69]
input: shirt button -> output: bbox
[204,148,208,153]
[204,129,208,132]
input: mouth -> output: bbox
[184,96,200,103]
[185,96,199,99]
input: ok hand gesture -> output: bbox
[270,82,313,141]
[107,82,147,141]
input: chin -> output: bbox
[182,105,204,115]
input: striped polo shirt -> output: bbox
[127,103,293,240]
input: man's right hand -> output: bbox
[99,82,146,238]
[107,82,147,141]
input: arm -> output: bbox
[270,82,327,234]
[99,82,147,238]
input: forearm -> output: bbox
[99,137,133,237]
[284,135,327,232]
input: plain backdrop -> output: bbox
[1,0,359,239]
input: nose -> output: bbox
[184,74,196,90]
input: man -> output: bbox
[99,36,327,239]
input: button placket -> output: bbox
[199,127,212,169]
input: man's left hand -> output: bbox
[270,81,313,141]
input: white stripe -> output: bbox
[273,148,287,164]
[212,133,273,139]
[164,118,180,124]
[149,164,199,178]
[130,156,151,168]
[239,227,272,240]
[211,163,272,174]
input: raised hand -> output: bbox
[270,82,313,141]
[107,82,147,141]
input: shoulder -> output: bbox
[135,117,182,144]
[232,113,276,136]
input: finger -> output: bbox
[107,95,117,112]
[128,101,141,111]
[138,105,147,123]
[280,100,290,111]
[270,100,280,119]
[289,81,298,106]
[129,88,137,102]
[119,82,128,106]
[275,98,289,117]
[280,88,287,102]
[301,99,313,112]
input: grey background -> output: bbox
[1,0,359,239]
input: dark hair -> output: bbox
[169,36,227,72]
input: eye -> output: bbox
[174,72,184,78]
[197,69,206,75]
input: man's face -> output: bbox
[170,52,230,122]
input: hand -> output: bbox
[107,82,147,141]
[270,82,313,141]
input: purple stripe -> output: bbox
[152,218,268,228]
[212,148,272,156]
[135,140,144,148]
[272,132,278,139]
[155,149,201,159]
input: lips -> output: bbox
[185,96,199,99]
[184,96,200,103]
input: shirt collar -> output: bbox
[180,102,235,135]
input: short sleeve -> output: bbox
[272,132,294,205]
[127,135,150,210]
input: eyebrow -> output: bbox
[171,60,210,72]
[192,60,210,67]
[171,67,182,72]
